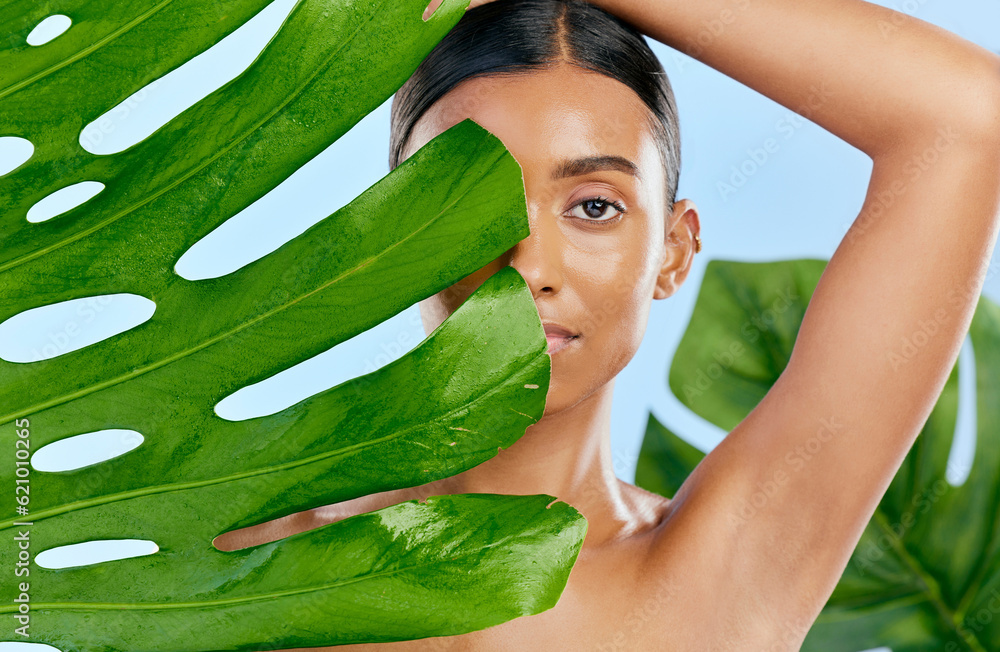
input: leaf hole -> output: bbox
[78,0,297,156]
[0,294,156,363]
[173,95,393,281]
[26,180,105,223]
[26,14,72,46]
[0,643,62,651]
[0,136,34,176]
[33,430,144,472]
[35,540,158,570]
[214,306,422,420]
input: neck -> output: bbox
[422,378,632,550]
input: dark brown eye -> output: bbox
[567,196,627,222]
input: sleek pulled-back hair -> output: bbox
[389,0,681,206]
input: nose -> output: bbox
[502,209,564,299]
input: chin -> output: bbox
[540,370,606,418]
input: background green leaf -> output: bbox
[637,258,1000,652]
[666,258,826,431]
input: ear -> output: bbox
[653,199,701,300]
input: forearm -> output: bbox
[594,0,1000,157]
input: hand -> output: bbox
[423,0,501,21]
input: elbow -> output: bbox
[961,54,1000,146]
[879,55,1000,158]
[915,52,1000,152]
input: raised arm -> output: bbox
[589,0,1000,647]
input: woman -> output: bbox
[221,0,1000,648]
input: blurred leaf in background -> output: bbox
[637,258,1000,652]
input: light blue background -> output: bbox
[2,1,998,650]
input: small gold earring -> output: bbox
[693,234,703,254]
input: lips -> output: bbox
[542,322,579,354]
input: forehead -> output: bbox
[405,63,660,178]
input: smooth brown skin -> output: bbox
[215,0,1000,649]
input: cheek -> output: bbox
[565,226,660,326]
[568,251,656,371]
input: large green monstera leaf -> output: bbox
[0,1,587,650]
[636,258,1000,652]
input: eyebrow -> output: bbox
[551,155,641,181]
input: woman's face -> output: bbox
[401,63,699,415]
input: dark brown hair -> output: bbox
[389,0,681,205]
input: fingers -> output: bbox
[422,0,445,21]
[423,0,499,20]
